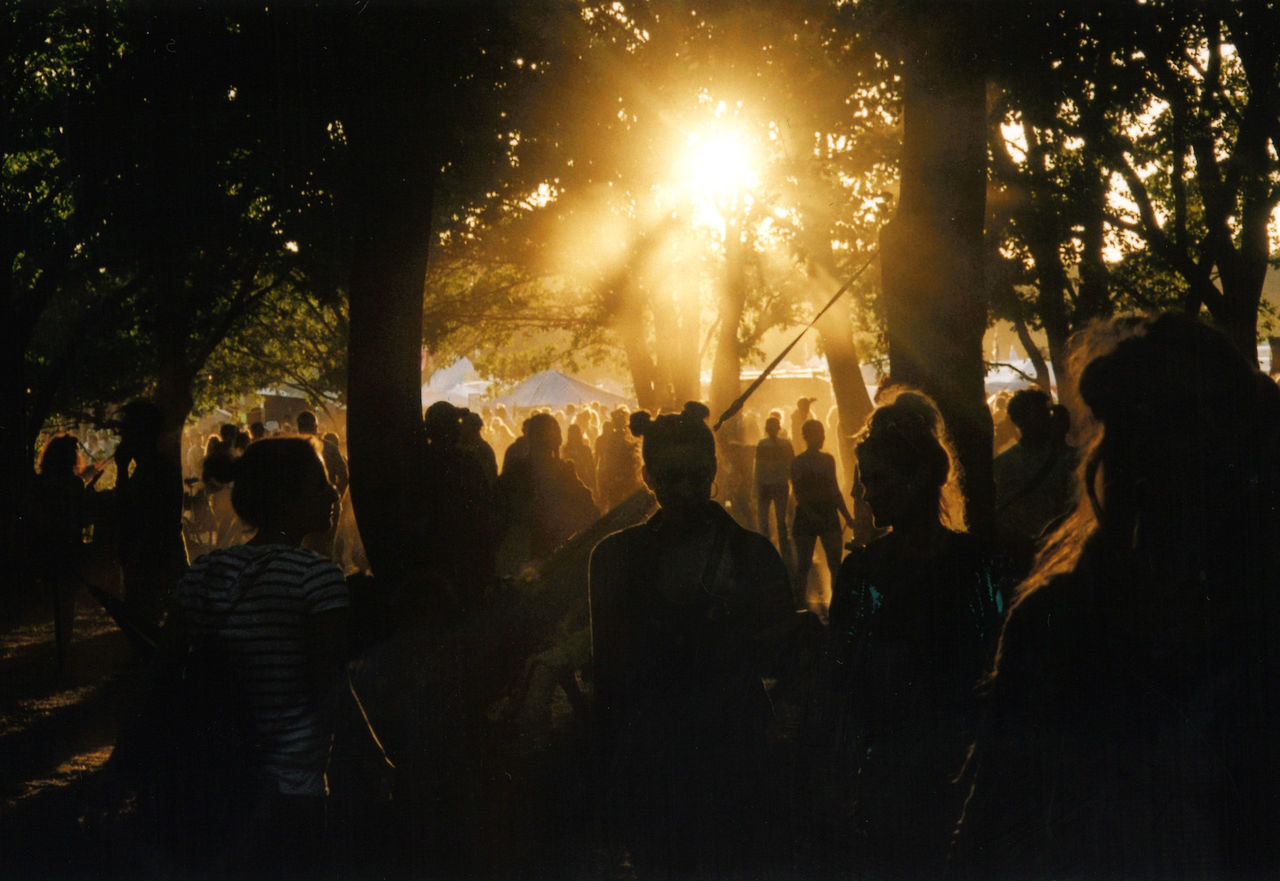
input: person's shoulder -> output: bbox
[834,541,873,581]
[998,571,1084,659]
[993,443,1021,467]
[591,523,645,561]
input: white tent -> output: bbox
[421,358,492,408]
[488,370,632,409]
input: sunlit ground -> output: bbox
[0,601,131,811]
[5,745,115,810]
[0,685,102,738]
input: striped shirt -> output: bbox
[173,544,349,796]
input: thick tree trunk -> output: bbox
[343,19,438,588]
[614,284,661,411]
[0,316,33,617]
[710,218,748,437]
[879,16,993,537]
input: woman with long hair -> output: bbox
[30,433,97,670]
[589,401,793,879]
[954,313,1280,879]
[820,390,1007,876]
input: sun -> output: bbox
[680,129,758,203]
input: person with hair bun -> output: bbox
[819,390,1007,876]
[589,401,793,879]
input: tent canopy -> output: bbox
[488,370,632,409]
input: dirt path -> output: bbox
[0,595,138,877]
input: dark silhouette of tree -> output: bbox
[863,0,994,537]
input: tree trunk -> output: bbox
[816,293,874,481]
[0,312,33,617]
[1010,314,1051,392]
[613,283,661,411]
[710,217,748,437]
[342,18,438,588]
[879,14,992,538]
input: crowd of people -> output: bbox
[18,311,1280,879]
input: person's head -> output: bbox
[219,422,239,446]
[459,409,483,443]
[1007,388,1053,445]
[566,423,584,446]
[1079,313,1279,562]
[801,418,825,450]
[249,421,266,441]
[118,400,163,449]
[796,396,815,416]
[231,437,336,538]
[205,434,225,458]
[526,412,562,458]
[1014,313,1280,610]
[295,410,318,435]
[765,415,781,438]
[610,407,629,430]
[322,432,341,449]
[424,401,462,447]
[631,401,716,514]
[854,390,963,532]
[39,433,82,478]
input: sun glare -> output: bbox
[681,131,758,202]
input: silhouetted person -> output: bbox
[249,421,266,441]
[993,388,1078,558]
[561,422,596,498]
[595,407,643,511]
[123,436,390,879]
[590,402,793,879]
[29,433,98,670]
[954,313,1280,880]
[790,418,852,611]
[789,396,814,448]
[754,413,794,561]
[423,401,498,603]
[297,411,348,560]
[501,415,532,475]
[821,391,1006,877]
[990,391,1017,454]
[497,412,597,574]
[296,410,348,498]
[114,400,187,627]
[458,409,499,489]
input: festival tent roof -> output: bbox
[488,370,632,409]
[421,358,492,408]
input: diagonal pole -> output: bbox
[713,248,879,431]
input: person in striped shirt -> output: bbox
[170,436,348,875]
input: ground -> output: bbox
[0,598,136,878]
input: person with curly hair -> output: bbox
[820,390,1007,876]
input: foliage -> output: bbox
[418,0,903,404]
